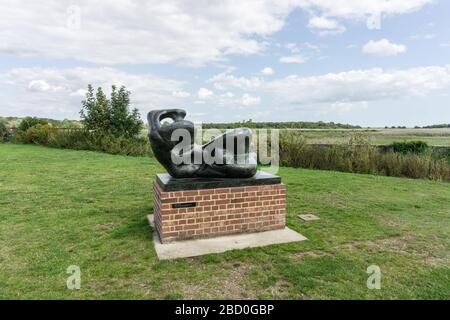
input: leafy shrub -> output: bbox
[0,121,7,141]
[23,124,55,145]
[18,117,49,132]
[390,141,429,154]
[15,127,153,157]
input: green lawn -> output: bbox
[0,144,449,299]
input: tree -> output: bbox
[80,84,96,131]
[95,86,110,132]
[80,84,142,137]
[110,85,142,137]
[80,85,110,133]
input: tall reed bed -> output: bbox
[279,131,449,181]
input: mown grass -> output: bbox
[0,144,449,299]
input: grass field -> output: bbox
[0,144,449,299]
[203,128,450,147]
[284,128,450,146]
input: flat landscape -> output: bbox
[0,144,449,299]
[285,128,450,146]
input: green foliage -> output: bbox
[15,127,152,157]
[18,117,49,132]
[390,141,429,154]
[80,84,143,137]
[0,121,7,140]
[1,116,80,130]
[22,124,54,145]
[278,131,449,181]
[80,85,109,133]
[110,85,143,138]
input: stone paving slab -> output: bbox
[148,215,307,260]
[298,214,320,221]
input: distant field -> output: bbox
[4,116,449,147]
[283,128,450,146]
[176,127,450,147]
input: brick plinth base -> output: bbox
[153,181,286,243]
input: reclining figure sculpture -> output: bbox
[147,109,257,179]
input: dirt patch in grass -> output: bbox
[262,279,297,299]
[181,262,299,300]
[376,215,400,228]
[336,235,449,266]
[95,221,117,232]
[181,263,257,299]
[336,235,416,251]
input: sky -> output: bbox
[0,0,449,127]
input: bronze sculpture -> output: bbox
[147,109,257,179]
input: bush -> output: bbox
[0,121,7,141]
[18,117,49,132]
[14,127,153,157]
[22,124,54,145]
[278,131,449,181]
[279,132,309,168]
[390,141,429,154]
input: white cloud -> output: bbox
[327,101,369,115]
[266,65,450,105]
[172,90,191,98]
[279,55,306,64]
[0,1,432,65]
[409,33,436,40]
[0,67,184,118]
[208,73,262,90]
[362,39,407,56]
[241,93,261,106]
[3,64,449,122]
[286,43,300,53]
[0,0,296,66]
[70,88,88,97]
[209,65,450,108]
[308,16,346,36]
[28,79,65,92]
[220,92,235,98]
[301,0,432,20]
[304,42,321,52]
[197,87,214,99]
[261,67,275,75]
[302,1,431,36]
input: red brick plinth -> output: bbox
[153,181,286,243]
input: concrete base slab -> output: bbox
[147,215,307,260]
[298,214,320,221]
